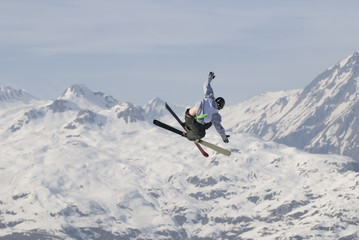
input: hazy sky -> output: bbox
[1,0,359,106]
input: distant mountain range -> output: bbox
[3,52,359,163]
[1,52,359,239]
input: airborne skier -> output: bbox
[152,71,231,156]
[183,72,230,143]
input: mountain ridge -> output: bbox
[59,84,119,110]
[2,49,359,163]
[226,50,359,162]
[0,86,35,104]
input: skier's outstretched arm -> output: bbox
[212,113,230,143]
[203,72,215,99]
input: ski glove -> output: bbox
[209,72,216,80]
[222,135,230,143]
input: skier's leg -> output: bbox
[204,122,212,130]
[185,112,206,141]
[185,126,205,141]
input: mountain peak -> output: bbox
[0,86,34,103]
[143,97,167,119]
[61,84,93,99]
[60,84,119,110]
[301,51,359,100]
[336,50,359,69]
[115,102,145,123]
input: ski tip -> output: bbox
[224,151,231,156]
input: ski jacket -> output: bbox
[195,78,227,140]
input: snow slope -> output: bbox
[0,85,358,239]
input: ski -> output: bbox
[153,119,231,156]
[195,139,231,156]
[164,102,186,128]
[165,102,209,157]
[153,119,183,135]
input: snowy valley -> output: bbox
[1,52,359,239]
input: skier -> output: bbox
[183,72,230,143]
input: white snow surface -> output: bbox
[0,85,358,239]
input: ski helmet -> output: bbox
[215,97,225,110]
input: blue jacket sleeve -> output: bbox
[212,113,227,140]
[203,78,215,99]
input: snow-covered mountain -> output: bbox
[60,84,119,111]
[0,86,36,106]
[0,84,358,239]
[225,50,359,162]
